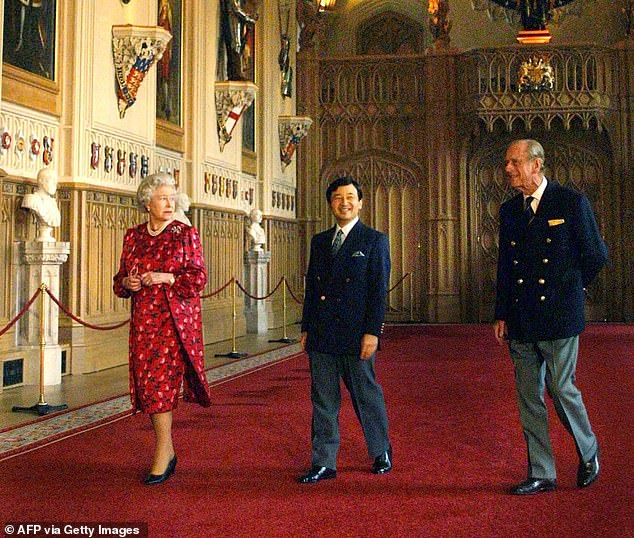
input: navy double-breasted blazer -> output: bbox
[301,221,391,355]
[495,181,608,342]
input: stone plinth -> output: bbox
[243,250,271,334]
[18,241,70,385]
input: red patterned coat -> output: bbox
[113,221,211,413]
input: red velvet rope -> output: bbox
[200,278,234,299]
[235,277,284,301]
[46,288,130,330]
[0,272,311,340]
[284,277,304,305]
[388,272,410,294]
[0,288,42,338]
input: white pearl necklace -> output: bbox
[147,219,173,236]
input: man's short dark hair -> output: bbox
[326,176,363,203]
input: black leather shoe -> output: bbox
[144,455,177,485]
[372,445,392,474]
[578,448,600,488]
[510,478,557,495]
[298,466,336,484]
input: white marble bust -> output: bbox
[248,209,266,251]
[22,168,61,242]
[173,192,192,226]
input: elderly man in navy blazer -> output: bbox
[298,176,392,483]
[494,139,608,495]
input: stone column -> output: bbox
[243,249,271,334]
[18,241,70,386]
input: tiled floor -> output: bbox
[0,325,302,433]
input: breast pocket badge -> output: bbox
[548,219,565,226]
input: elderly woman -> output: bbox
[113,172,210,485]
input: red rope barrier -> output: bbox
[388,272,410,294]
[1,272,309,339]
[45,289,130,330]
[0,288,42,338]
[235,277,284,301]
[284,277,304,305]
[200,278,234,299]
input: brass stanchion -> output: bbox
[13,283,68,416]
[215,278,248,359]
[409,272,414,322]
[269,278,296,344]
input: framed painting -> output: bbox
[156,0,182,126]
[3,0,57,80]
[242,25,256,170]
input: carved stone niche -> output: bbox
[278,115,313,170]
[214,81,257,151]
[112,25,173,118]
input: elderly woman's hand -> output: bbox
[123,273,142,292]
[141,272,174,286]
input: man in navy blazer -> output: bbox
[494,139,608,495]
[298,176,392,483]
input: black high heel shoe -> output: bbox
[144,455,177,485]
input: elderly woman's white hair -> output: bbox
[136,172,176,211]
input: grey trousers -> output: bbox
[509,335,597,479]
[308,351,390,470]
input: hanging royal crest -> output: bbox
[91,142,101,170]
[104,146,114,173]
[141,155,149,178]
[43,136,54,165]
[112,25,172,118]
[278,116,313,170]
[519,54,554,92]
[129,153,138,178]
[215,81,257,151]
[117,149,126,176]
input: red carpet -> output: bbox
[1,324,633,537]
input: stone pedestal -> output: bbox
[18,241,70,386]
[243,250,271,334]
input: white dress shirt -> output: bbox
[333,216,359,247]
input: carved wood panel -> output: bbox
[200,210,244,302]
[85,192,142,319]
[267,219,301,301]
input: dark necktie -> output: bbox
[524,196,535,224]
[331,229,343,256]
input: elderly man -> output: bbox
[494,139,608,495]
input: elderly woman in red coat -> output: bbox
[113,172,210,485]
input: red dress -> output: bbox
[113,221,211,413]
